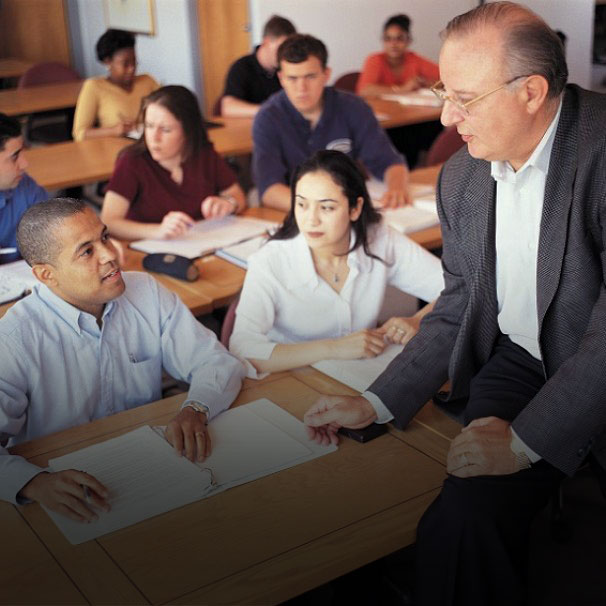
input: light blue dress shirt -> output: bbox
[0,271,246,504]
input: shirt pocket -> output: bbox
[123,355,162,408]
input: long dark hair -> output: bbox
[127,85,210,161]
[271,150,382,259]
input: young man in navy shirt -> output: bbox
[0,113,47,264]
[252,34,410,211]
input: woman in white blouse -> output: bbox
[229,150,444,376]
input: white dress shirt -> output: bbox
[493,101,562,360]
[0,271,246,504]
[229,222,444,377]
[367,102,563,464]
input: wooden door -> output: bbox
[197,0,251,117]
[0,0,71,66]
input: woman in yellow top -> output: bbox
[72,29,159,141]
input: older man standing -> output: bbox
[304,2,606,604]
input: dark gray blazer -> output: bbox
[369,85,606,476]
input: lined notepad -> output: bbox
[45,399,336,544]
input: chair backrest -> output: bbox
[220,296,240,347]
[212,96,223,117]
[18,62,79,88]
[424,126,465,166]
[333,71,360,93]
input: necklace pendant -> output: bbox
[333,273,339,284]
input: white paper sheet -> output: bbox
[45,399,336,544]
[379,88,443,107]
[0,260,38,304]
[130,216,278,258]
[312,344,404,393]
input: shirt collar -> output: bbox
[491,97,563,183]
[35,283,116,336]
[284,229,372,290]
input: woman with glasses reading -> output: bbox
[229,150,443,377]
[356,14,440,98]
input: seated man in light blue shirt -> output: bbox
[0,112,48,264]
[0,197,246,522]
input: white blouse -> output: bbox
[229,222,444,374]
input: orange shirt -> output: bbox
[356,51,440,93]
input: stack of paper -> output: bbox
[215,234,268,269]
[130,216,278,259]
[366,179,439,234]
[380,88,443,107]
[45,399,336,544]
[312,344,404,393]
[0,260,37,305]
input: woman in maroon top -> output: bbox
[101,85,246,240]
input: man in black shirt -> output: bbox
[221,15,296,118]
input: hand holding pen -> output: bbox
[155,211,195,239]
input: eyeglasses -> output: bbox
[430,75,529,115]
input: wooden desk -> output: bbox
[0,80,83,116]
[0,167,442,321]
[25,137,130,191]
[0,58,35,80]
[369,97,443,129]
[24,118,254,192]
[2,373,445,605]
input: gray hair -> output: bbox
[17,198,88,266]
[442,1,568,98]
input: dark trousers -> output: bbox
[414,336,564,606]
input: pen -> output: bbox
[0,247,17,254]
[83,485,91,504]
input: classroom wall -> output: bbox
[66,0,202,97]
[489,0,593,89]
[249,0,476,83]
[249,0,593,89]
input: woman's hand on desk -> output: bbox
[329,329,386,360]
[379,315,421,346]
[156,211,195,239]
[18,470,110,523]
[164,407,211,463]
[304,395,378,446]
[201,195,237,219]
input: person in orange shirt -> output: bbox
[356,14,442,167]
[357,14,440,97]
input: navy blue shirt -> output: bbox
[252,87,404,197]
[0,173,47,264]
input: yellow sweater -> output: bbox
[72,74,159,141]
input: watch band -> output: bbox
[182,400,210,424]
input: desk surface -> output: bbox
[0,58,35,80]
[369,98,442,129]
[0,80,83,116]
[2,372,447,605]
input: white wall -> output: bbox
[249,0,476,83]
[249,0,594,88]
[67,0,202,97]
[488,0,593,89]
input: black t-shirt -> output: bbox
[222,47,282,104]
